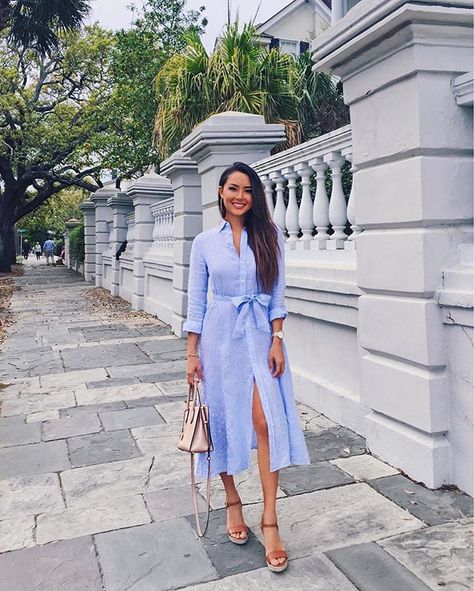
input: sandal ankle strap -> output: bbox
[225,499,242,508]
[261,521,279,529]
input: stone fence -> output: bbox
[65,0,473,496]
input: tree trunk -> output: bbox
[0,212,16,273]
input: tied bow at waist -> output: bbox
[214,293,271,339]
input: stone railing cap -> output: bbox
[79,200,95,211]
[126,173,173,198]
[90,183,117,203]
[160,150,198,176]
[107,192,133,207]
[312,0,473,72]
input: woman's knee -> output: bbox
[253,413,269,438]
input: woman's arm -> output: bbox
[268,228,287,378]
[183,235,208,383]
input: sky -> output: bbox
[88,0,292,51]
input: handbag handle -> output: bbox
[188,380,211,537]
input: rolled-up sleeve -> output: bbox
[183,235,209,334]
[269,227,287,321]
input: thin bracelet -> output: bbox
[188,353,199,357]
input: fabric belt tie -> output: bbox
[214,293,271,339]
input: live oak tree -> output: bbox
[0,25,113,271]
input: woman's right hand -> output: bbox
[187,356,203,385]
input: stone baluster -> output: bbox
[125,214,135,251]
[345,152,361,247]
[310,157,330,249]
[261,175,275,217]
[283,167,299,242]
[270,172,287,232]
[326,151,347,249]
[91,185,115,287]
[295,162,314,246]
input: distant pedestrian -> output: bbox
[34,242,42,260]
[42,238,56,266]
[22,239,30,260]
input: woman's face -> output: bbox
[219,171,253,219]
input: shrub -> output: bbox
[69,225,85,262]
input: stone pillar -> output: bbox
[332,0,344,24]
[313,0,473,488]
[64,218,81,269]
[180,111,286,230]
[107,192,133,297]
[79,201,96,282]
[126,174,173,311]
[160,151,202,338]
[90,185,115,288]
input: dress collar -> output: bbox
[218,218,246,232]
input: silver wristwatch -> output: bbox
[272,330,285,340]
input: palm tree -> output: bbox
[154,22,348,159]
[0,0,91,55]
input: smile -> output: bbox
[232,202,246,208]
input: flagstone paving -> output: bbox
[0,263,472,590]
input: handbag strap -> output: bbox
[190,451,211,537]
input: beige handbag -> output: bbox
[178,381,213,537]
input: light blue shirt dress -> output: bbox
[183,217,310,478]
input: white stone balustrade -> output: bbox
[150,198,174,253]
[125,214,135,253]
[252,125,356,250]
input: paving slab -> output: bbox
[1,389,76,416]
[106,359,185,379]
[242,482,424,559]
[125,395,169,408]
[369,474,474,525]
[185,553,357,590]
[0,535,102,591]
[61,456,153,507]
[330,454,400,481]
[154,399,185,423]
[61,342,153,370]
[137,338,187,361]
[40,367,108,387]
[75,382,162,406]
[59,401,126,418]
[380,517,474,590]
[139,370,187,385]
[279,460,354,495]
[26,409,59,422]
[95,519,218,591]
[67,429,142,468]
[325,541,431,591]
[36,494,151,544]
[100,406,164,430]
[144,485,206,522]
[0,421,41,447]
[0,515,35,552]
[155,377,189,396]
[0,440,70,478]
[0,350,64,379]
[85,376,140,389]
[0,472,64,517]
[304,427,367,462]
[43,413,102,441]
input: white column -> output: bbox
[326,151,348,249]
[270,172,287,232]
[283,167,299,242]
[331,0,344,25]
[79,201,96,282]
[90,185,115,288]
[313,0,473,490]
[108,192,133,296]
[295,163,314,246]
[261,175,275,217]
[310,157,329,250]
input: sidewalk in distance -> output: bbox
[0,262,472,591]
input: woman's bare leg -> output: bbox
[252,381,286,566]
[219,472,247,540]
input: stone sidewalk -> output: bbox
[0,263,472,591]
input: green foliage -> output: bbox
[19,187,86,245]
[154,22,349,158]
[1,0,91,55]
[69,224,84,262]
[91,0,207,179]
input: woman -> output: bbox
[184,162,310,573]
[34,242,42,261]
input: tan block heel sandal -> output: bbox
[260,522,288,573]
[226,499,249,545]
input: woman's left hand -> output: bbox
[268,340,285,378]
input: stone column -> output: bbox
[90,185,115,288]
[313,0,473,488]
[180,111,286,230]
[331,0,344,24]
[126,173,173,311]
[107,192,133,297]
[160,151,202,337]
[79,201,96,282]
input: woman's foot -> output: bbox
[260,518,288,572]
[226,498,249,544]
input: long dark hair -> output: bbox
[218,162,280,293]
